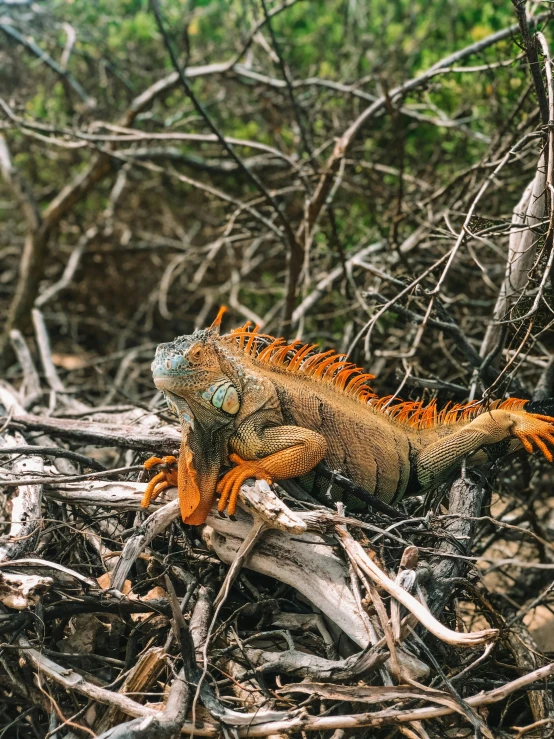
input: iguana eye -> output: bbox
[189,345,202,362]
[165,359,172,370]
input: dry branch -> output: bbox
[5,413,181,452]
[480,154,547,362]
[0,433,43,562]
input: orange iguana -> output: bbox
[142,310,554,524]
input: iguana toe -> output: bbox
[509,413,554,461]
[217,454,273,516]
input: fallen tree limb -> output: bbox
[235,661,554,736]
[5,414,180,452]
[45,479,498,651]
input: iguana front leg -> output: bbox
[217,422,327,517]
[416,407,554,490]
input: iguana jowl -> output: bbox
[142,311,554,524]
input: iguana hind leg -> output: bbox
[416,408,554,490]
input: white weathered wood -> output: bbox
[337,527,498,647]
[0,404,44,562]
[0,558,98,588]
[0,571,52,609]
[203,515,372,648]
[51,480,156,507]
[237,479,306,533]
[480,155,547,359]
[47,481,373,647]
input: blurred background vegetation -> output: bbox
[0,0,551,405]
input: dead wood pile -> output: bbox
[0,332,553,739]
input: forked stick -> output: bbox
[336,527,498,647]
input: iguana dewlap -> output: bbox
[141,313,554,524]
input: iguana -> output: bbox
[142,310,554,524]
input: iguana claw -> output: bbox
[216,453,273,517]
[510,413,554,462]
[141,455,178,509]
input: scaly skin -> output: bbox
[141,317,554,524]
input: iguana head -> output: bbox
[152,313,241,424]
